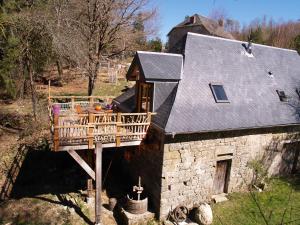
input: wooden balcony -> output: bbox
[48,96,154,151]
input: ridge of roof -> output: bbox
[167,14,214,35]
[187,32,298,53]
[134,51,183,81]
[137,51,183,57]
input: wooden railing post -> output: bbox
[147,112,152,123]
[88,113,95,149]
[116,113,121,147]
[89,96,94,107]
[71,97,75,110]
[48,81,51,106]
[54,114,59,151]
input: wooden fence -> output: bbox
[52,112,153,151]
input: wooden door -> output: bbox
[213,160,231,194]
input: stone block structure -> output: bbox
[124,126,300,219]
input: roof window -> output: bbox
[210,83,229,103]
[296,88,300,99]
[267,71,274,78]
[185,16,196,25]
[276,90,288,102]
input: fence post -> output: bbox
[89,96,94,107]
[54,114,59,151]
[88,113,95,149]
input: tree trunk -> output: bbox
[18,61,25,99]
[27,59,37,120]
[87,61,100,96]
[88,75,94,96]
[56,58,63,82]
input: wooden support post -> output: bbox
[54,114,59,151]
[88,113,95,149]
[87,150,94,198]
[95,143,102,225]
[68,150,95,180]
[145,84,149,112]
[116,113,121,147]
[137,82,142,113]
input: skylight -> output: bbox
[296,88,300,99]
[210,84,229,103]
[276,90,288,102]
[268,71,274,78]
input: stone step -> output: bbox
[120,208,155,225]
[211,193,228,203]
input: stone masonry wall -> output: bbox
[159,126,300,219]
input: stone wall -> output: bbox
[159,126,300,219]
[168,26,210,53]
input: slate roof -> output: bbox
[152,82,178,128]
[164,33,300,134]
[113,86,136,112]
[127,51,183,81]
[117,32,300,134]
[168,14,233,40]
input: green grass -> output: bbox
[93,80,133,96]
[212,177,300,225]
[56,80,133,97]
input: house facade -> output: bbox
[167,14,234,53]
[113,32,300,219]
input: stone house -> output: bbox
[113,32,300,219]
[167,14,234,53]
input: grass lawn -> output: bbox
[212,177,300,225]
[47,77,134,98]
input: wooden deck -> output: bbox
[48,96,154,151]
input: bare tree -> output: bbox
[45,0,156,95]
[236,16,300,49]
[208,8,240,36]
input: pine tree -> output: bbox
[294,35,300,54]
[147,37,162,52]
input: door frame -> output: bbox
[214,159,232,194]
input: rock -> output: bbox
[211,194,228,203]
[163,220,174,225]
[86,197,95,206]
[213,196,228,203]
[69,208,75,214]
[194,203,213,225]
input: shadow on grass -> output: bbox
[0,145,136,225]
[33,194,93,225]
[0,148,91,223]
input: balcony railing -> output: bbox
[48,96,154,151]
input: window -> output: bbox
[210,83,229,103]
[137,82,153,112]
[276,90,288,102]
